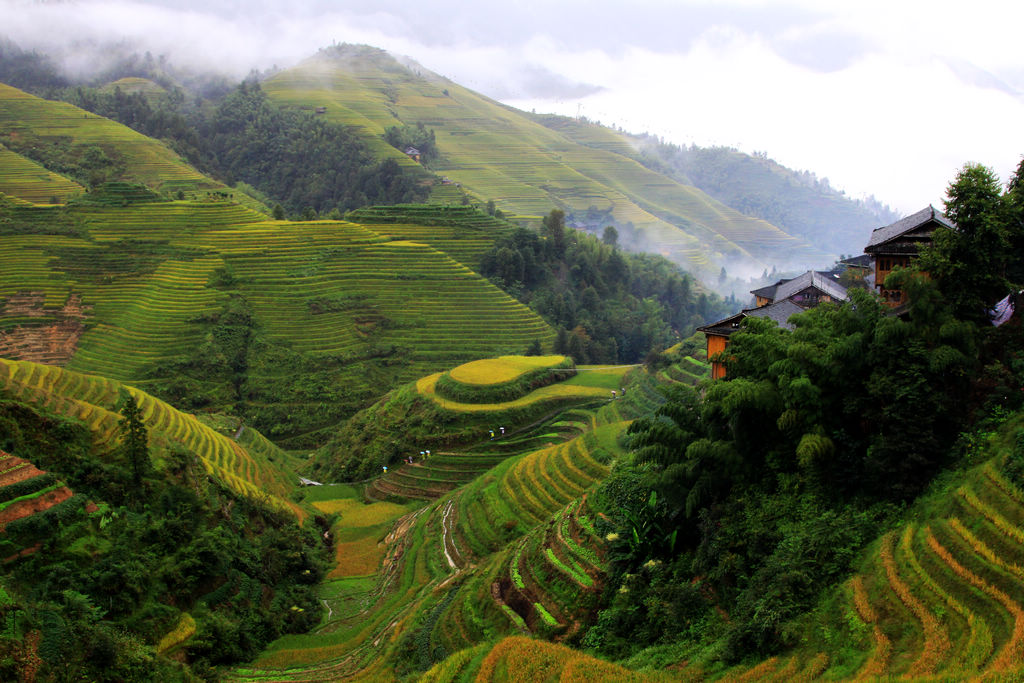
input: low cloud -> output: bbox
[2,0,1022,213]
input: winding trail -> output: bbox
[442,498,461,570]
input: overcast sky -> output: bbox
[4,0,1023,215]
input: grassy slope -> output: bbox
[238,354,1024,683]
[0,82,213,194]
[262,46,828,280]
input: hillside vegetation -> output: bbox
[1,41,899,291]
[622,136,900,258]
[0,369,327,681]
[0,83,219,198]
[0,185,562,445]
[5,35,1024,683]
[0,115,722,444]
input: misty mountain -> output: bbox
[0,38,895,284]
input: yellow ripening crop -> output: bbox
[448,355,568,386]
[157,613,196,654]
[313,498,408,528]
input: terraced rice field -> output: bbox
[447,355,566,386]
[416,372,605,413]
[0,358,302,517]
[344,205,512,269]
[98,77,168,96]
[364,362,610,501]
[699,424,1024,682]
[658,354,711,385]
[423,635,678,683]
[0,145,84,204]
[0,199,555,442]
[224,367,663,682]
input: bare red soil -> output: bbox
[0,292,91,365]
[0,486,73,530]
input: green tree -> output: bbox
[602,225,619,247]
[542,209,567,257]
[272,203,285,220]
[116,390,150,496]
[1005,158,1024,284]
[920,163,1009,323]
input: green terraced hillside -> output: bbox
[0,199,553,444]
[263,45,830,281]
[0,358,304,518]
[0,144,84,203]
[227,363,664,682]
[645,416,1024,683]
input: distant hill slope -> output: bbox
[0,82,262,209]
[622,139,901,259]
[262,45,831,281]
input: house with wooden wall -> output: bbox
[753,270,849,308]
[863,205,953,306]
[699,300,805,379]
[699,269,848,379]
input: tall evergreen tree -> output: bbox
[117,390,150,496]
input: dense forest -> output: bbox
[480,210,727,364]
[585,159,1024,662]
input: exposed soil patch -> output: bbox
[0,486,73,530]
[0,291,91,365]
[0,456,45,488]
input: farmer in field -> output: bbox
[489,430,494,440]
[611,390,617,400]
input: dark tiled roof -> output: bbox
[865,205,954,251]
[774,270,849,303]
[697,311,748,336]
[698,299,805,337]
[745,299,805,329]
[750,277,792,300]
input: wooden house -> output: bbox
[404,147,421,163]
[699,270,849,379]
[749,270,848,308]
[864,205,953,306]
[698,300,805,379]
